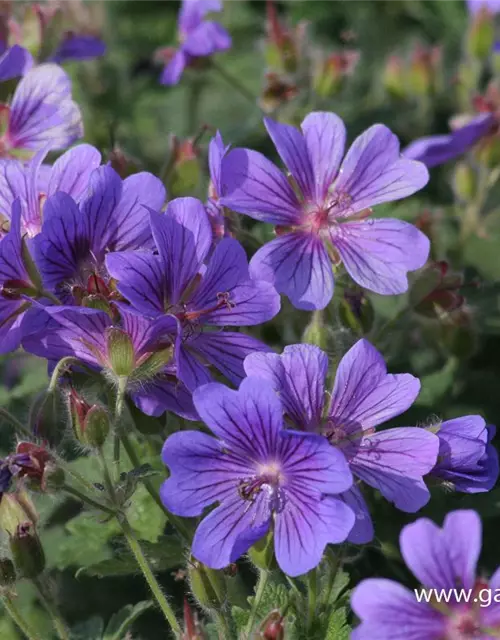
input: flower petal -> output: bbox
[193,376,283,460]
[264,117,315,200]
[351,578,445,640]
[47,144,102,202]
[183,21,231,57]
[106,251,164,316]
[329,339,420,430]
[340,485,374,544]
[187,330,273,386]
[301,111,346,201]
[333,124,429,215]
[0,45,32,82]
[177,340,214,391]
[244,343,328,430]
[220,148,302,225]
[50,35,106,63]
[274,495,354,577]
[350,428,438,512]
[250,231,334,311]
[81,166,122,254]
[160,49,187,86]
[209,131,229,196]
[8,64,82,151]
[189,238,280,325]
[332,218,430,295]
[400,510,481,591]
[179,0,222,34]
[161,430,250,516]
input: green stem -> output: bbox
[119,517,180,636]
[0,407,31,439]
[323,546,344,607]
[306,568,318,633]
[113,377,127,482]
[32,577,70,640]
[210,59,257,106]
[245,570,269,637]
[187,76,204,134]
[120,430,191,542]
[2,594,41,640]
[99,449,118,505]
[62,483,116,516]
[48,357,94,393]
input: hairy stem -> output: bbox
[32,577,70,640]
[2,593,42,640]
[62,483,115,516]
[245,570,269,637]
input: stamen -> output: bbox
[181,291,235,322]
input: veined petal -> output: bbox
[0,160,27,221]
[220,148,302,225]
[110,172,166,251]
[177,340,214,391]
[244,344,328,430]
[161,430,250,516]
[81,166,122,254]
[105,251,165,315]
[332,218,430,295]
[209,131,229,196]
[8,64,83,151]
[274,494,354,577]
[191,491,271,569]
[187,330,272,386]
[350,428,439,512]
[0,199,31,282]
[340,485,374,544]
[188,238,280,325]
[0,45,32,82]
[179,0,222,34]
[264,117,315,200]
[250,231,334,311]
[329,339,420,429]
[47,144,102,201]
[351,578,445,640]
[400,510,481,591]
[301,111,346,201]
[193,376,283,460]
[0,303,26,354]
[333,124,429,215]
[132,377,197,421]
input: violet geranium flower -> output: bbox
[206,131,231,241]
[49,34,106,64]
[0,44,32,82]
[33,165,166,304]
[23,304,196,420]
[0,64,83,160]
[106,197,280,391]
[157,0,231,86]
[0,144,102,238]
[160,376,355,576]
[244,340,439,543]
[351,510,500,639]
[220,112,430,310]
[430,417,498,492]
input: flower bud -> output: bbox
[468,7,495,61]
[383,55,406,100]
[412,261,465,319]
[408,44,441,97]
[13,442,54,492]
[248,530,277,571]
[106,328,135,377]
[108,146,140,179]
[475,134,500,168]
[166,135,201,198]
[183,597,207,640]
[313,50,359,98]
[302,311,328,350]
[264,0,305,74]
[68,388,110,448]
[9,522,45,579]
[260,610,285,640]
[453,163,477,202]
[188,560,226,610]
[0,492,38,537]
[0,558,16,586]
[260,73,298,113]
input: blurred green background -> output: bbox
[3,1,500,638]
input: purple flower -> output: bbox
[23,304,196,420]
[220,113,430,310]
[33,165,165,303]
[160,376,354,576]
[159,0,231,86]
[351,510,500,639]
[49,34,106,64]
[0,44,32,82]
[0,144,102,238]
[0,199,38,354]
[467,0,500,14]
[106,196,280,391]
[244,340,439,543]
[430,417,498,492]
[206,131,231,241]
[0,64,82,160]
[403,113,495,168]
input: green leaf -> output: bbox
[414,357,459,406]
[325,607,351,640]
[104,601,152,640]
[126,484,167,542]
[70,616,105,640]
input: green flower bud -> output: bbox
[0,493,38,537]
[189,560,226,610]
[453,163,477,202]
[248,530,277,572]
[106,328,135,377]
[302,311,328,349]
[383,55,406,100]
[41,464,65,492]
[468,7,495,61]
[68,388,110,448]
[9,522,45,579]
